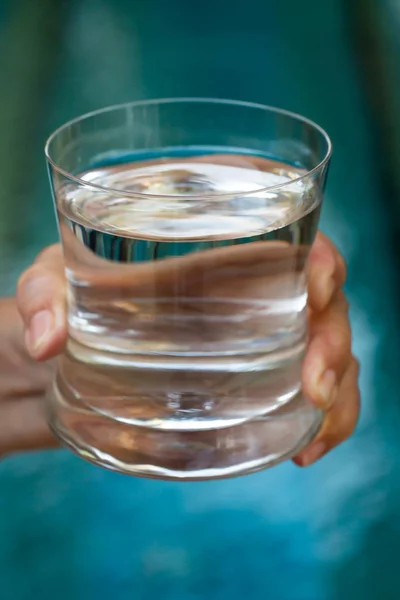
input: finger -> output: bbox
[308,232,347,312]
[16,244,67,361]
[0,396,58,457]
[293,356,360,466]
[303,290,351,409]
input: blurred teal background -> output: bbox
[1,0,400,598]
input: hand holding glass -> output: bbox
[45,99,331,480]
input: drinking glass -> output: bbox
[45,98,332,480]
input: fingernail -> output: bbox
[310,364,337,409]
[318,369,338,409]
[27,310,53,354]
[295,441,326,467]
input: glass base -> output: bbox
[47,379,323,481]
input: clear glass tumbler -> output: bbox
[45,98,332,480]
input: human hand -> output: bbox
[293,232,360,466]
[14,232,359,465]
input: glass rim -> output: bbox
[45,97,332,199]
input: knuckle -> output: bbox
[336,394,360,445]
[342,406,359,441]
[337,290,349,313]
[34,243,62,266]
[17,264,48,299]
[16,263,57,324]
[326,325,351,358]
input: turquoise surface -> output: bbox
[1,0,400,598]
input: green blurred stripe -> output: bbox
[347,0,400,197]
[0,0,65,248]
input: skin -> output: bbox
[0,232,360,466]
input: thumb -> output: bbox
[16,244,67,360]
